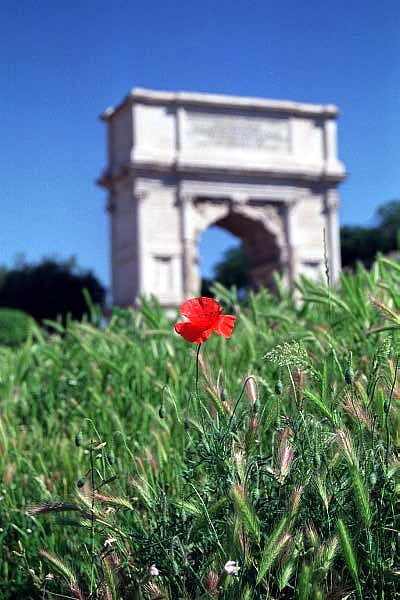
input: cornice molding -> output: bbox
[100,87,340,121]
[97,159,346,190]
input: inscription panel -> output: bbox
[184,111,290,153]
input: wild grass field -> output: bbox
[1,257,399,599]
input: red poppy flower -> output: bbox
[174,297,236,343]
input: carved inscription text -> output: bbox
[185,111,290,152]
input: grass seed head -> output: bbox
[288,486,303,519]
[275,427,295,484]
[147,450,158,474]
[305,522,319,549]
[205,570,219,596]
[245,376,257,407]
[3,463,16,485]
[336,428,358,466]
[142,581,165,599]
[340,393,371,430]
[247,413,260,436]
[292,366,305,404]
[68,581,86,600]
[314,536,339,574]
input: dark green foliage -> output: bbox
[341,199,400,268]
[344,366,354,385]
[340,225,380,268]
[0,257,105,324]
[202,244,250,295]
[375,199,400,251]
[0,307,33,347]
[213,245,250,290]
[106,450,115,465]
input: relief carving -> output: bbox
[233,202,285,249]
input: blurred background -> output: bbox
[1,0,399,324]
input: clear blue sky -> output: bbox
[1,0,399,285]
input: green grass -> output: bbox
[0,256,399,599]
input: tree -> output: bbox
[375,200,400,252]
[213,245,250,290]
[0,257,105,323]
[0,266,6,287]
[201,245,250,295]
[340,226,379,268]
[341,199,400,268]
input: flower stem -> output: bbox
[90,440,95,595]
[385,355,398,467]
[195,343,201,399]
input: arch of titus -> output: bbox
[98,88,346,307]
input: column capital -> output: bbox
[325,189,340,211]
[133,190,148,203]
[179,192,194,204]
[285,197,297,209]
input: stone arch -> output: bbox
[184,196,287,295]
[99,87,346,306]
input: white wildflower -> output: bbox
[149,563,160,576]
[224,560,240,575]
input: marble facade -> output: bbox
[98,88,346,306]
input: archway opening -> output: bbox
[199,226,249,296]
[198,209,281,296]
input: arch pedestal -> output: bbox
[98,88,346,306]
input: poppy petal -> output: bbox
[213,315,236,338]
[180,297,221,323]
[174,321,213,343]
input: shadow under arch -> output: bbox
[194,199,284,292]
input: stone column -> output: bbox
[133,190,147,299]
[323,118,338,167]
[176,106,183,155]
[179,193,198,297]
[284,199,298,285]
[324,189,341,285]
[106,191,116,303]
